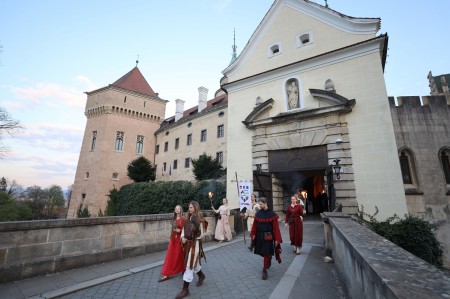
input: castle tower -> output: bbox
[67,66,168,217]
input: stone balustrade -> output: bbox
[0,211,231,283]
[322,212,450,299]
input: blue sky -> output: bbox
[1,0,449,189]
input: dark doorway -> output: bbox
[253,172,273,210]
[275,169,329,215]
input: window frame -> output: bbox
[217,124,224,138]
[115,131,124,152]
[201,129,207,142]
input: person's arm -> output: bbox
[273,216,282,245]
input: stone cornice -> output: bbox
[244,90,355,129]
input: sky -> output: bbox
[1,0,449,190]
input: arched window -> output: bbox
[399,151,412,184]
[399,148,421,194]
[268,42,282,58]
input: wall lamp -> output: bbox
[332,159,341,180]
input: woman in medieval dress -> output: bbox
[211,197,232,243]
[158,205,185,282]
[285,195,304,255]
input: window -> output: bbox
[187,134,192,146]
[399,152,412,184]
[218,111,225,117]
[216,151,223,164]
[81,193,86,200]
[187,122,192,127]
[399,149,421,195]
[271,45,279,54]
[185,158,190,168]
[175,138,179,150]
[201,129,207,142]
[135,135,144,154]
[268,42,282,57]
[112,172,119,180]
[440,150,450,184]
[296,31,313,48]
[90,131,97,151]
[85,172,89,179]
[164,142,168,152]
[173,159,178,170]
[217,125,224,138]
[156,144,160,154]
[163,162,167,173]
[115,131,124,151]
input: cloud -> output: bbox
[4,76,97,110]
[7,123,84,153]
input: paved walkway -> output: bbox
[0,215,349,299]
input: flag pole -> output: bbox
[236,172,246,244]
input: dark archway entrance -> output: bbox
[267,145,331,214]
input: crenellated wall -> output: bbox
[389,95,450,267]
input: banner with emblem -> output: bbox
[238,180,252,212]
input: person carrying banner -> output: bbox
[175,201,207,299]
[250,197,282,280]
[284,195,304,255]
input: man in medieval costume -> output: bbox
[175,201,207,299]
[250,197,282,280]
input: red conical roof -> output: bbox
[112,67,157,97]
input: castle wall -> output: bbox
[389,95,450,267]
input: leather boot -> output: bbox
[196,270,206,287]
[175,281,190,299]
[262,269,268,280]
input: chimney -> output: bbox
[198,86,208,113]
[175,99,185,122]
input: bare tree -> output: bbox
[0,107,23,157]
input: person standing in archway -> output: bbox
[285,195,304,255]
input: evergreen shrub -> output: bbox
[357,206,444,269]
[106,180,226,215]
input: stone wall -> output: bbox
[322,213,450,299]
[0,212,222,283]
[389,95,450,267]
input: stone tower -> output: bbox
[67,66,168,217]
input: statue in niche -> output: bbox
[287,80,299,109]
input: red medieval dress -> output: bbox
[285,204,303,248]
[161,216,185,277]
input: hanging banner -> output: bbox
[238,180,252,211]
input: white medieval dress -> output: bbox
[214,205,232,241]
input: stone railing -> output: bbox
[322,212,450,299]
[0,211,234,283]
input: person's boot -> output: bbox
[196,270,206,287]
[262,269,268,280]
[248,239,254,251]
[175,281,190,299]
[296,247,301,255]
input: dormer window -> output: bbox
[268,42,282,58]
[296,31,313,48]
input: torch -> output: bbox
[208,192,213,209]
